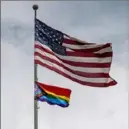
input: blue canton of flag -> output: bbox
[35,19,66,55]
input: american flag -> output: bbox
[34,18,117,87]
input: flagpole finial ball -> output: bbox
[33,5,39,10]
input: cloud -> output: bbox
[2,17,128,68]
[2,1,128,52]
[1,19,33,46]
[1,41,33,129]
[1,1,128,129]
[1,39,128,129]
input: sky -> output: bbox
[1,1,129,129]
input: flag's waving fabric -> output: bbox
[35,81,72,107]
[34,18,117,87]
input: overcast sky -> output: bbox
[1,1,129,129]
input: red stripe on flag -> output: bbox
[63,43,111,52]
[35,52,110,78]
[36,81,71,97]
[35,44,111,68]
[35,44,112,58]
[35,60,117,87]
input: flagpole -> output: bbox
[33,4,39,129]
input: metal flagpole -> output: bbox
[33,4,39,129]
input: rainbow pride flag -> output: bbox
[35,81,72,107]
